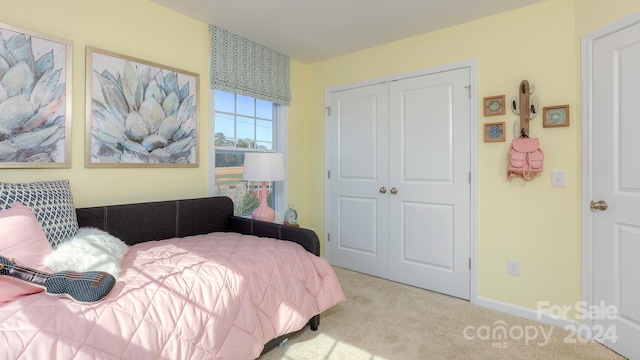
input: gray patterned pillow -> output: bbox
[0,180,79,247]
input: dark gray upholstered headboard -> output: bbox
[75,196,320,256]
[76,197,234,245]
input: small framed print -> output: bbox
[543,105,570,127]
[484,122,505,142]
[483,95,506,116]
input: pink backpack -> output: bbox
[507,137,543,180]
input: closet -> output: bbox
[325,65,472,299]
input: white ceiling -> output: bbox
[150,0,543,64]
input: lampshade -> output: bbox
[243,152,285,181]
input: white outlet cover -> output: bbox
[507,258,520,276]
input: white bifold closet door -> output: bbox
[326,66,471,299]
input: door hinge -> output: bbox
[469,172,471,183]
[469,258,471,269]
[327,233,330,242]
[465,85,471,98]
[326,106,331,116]
[328,170,331,179]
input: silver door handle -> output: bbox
[390,187,398,194]
[590,200,608,211]
[379,187,387,193]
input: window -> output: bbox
[211,90,285,216]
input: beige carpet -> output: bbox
[259,266,625,360]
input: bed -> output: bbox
[0,184,345,360]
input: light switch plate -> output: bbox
[551,170,565,188]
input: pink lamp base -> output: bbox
[251,181,276,222]
[251,203,276,222]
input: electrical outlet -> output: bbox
[507,258,520,276]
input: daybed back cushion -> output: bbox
[76,197,234,245]
[0,180,79,247]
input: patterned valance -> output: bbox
[209,25,290,105]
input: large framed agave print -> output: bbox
[85,47,199,167]
[0,22,72,168]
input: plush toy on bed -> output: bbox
[0,255,115,304]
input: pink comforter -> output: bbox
[0,232,345,359]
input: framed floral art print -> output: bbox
[0,22,72,168]
[85,46,199,167]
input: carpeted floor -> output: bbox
[259,266,626,360]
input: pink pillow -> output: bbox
[0,203,53,305]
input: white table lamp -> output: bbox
[243,152,285,222]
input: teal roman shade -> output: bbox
[209,25,291,105]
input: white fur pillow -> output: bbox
[44,228,129,278]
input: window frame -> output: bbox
[208,90,288,218]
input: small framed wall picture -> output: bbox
[543,105,570,127]
[484,122,506,142]
[483,95,506,116]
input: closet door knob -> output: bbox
[590,200,608,211]
[379,187,387,193]
[390,187,398,194]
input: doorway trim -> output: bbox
[581,11,640,334]
[323,59,479,303]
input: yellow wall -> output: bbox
[576,0,640,35]
[4,0,640,316]
[0,0,211,207]
[304,0,640,315]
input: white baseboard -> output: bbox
[474,296,580,329]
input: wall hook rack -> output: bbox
[510,79,539,136]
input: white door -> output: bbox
[388,69,470,300]
[326,67,471,299]
[587,18,640,359]
[326,83,390,278]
